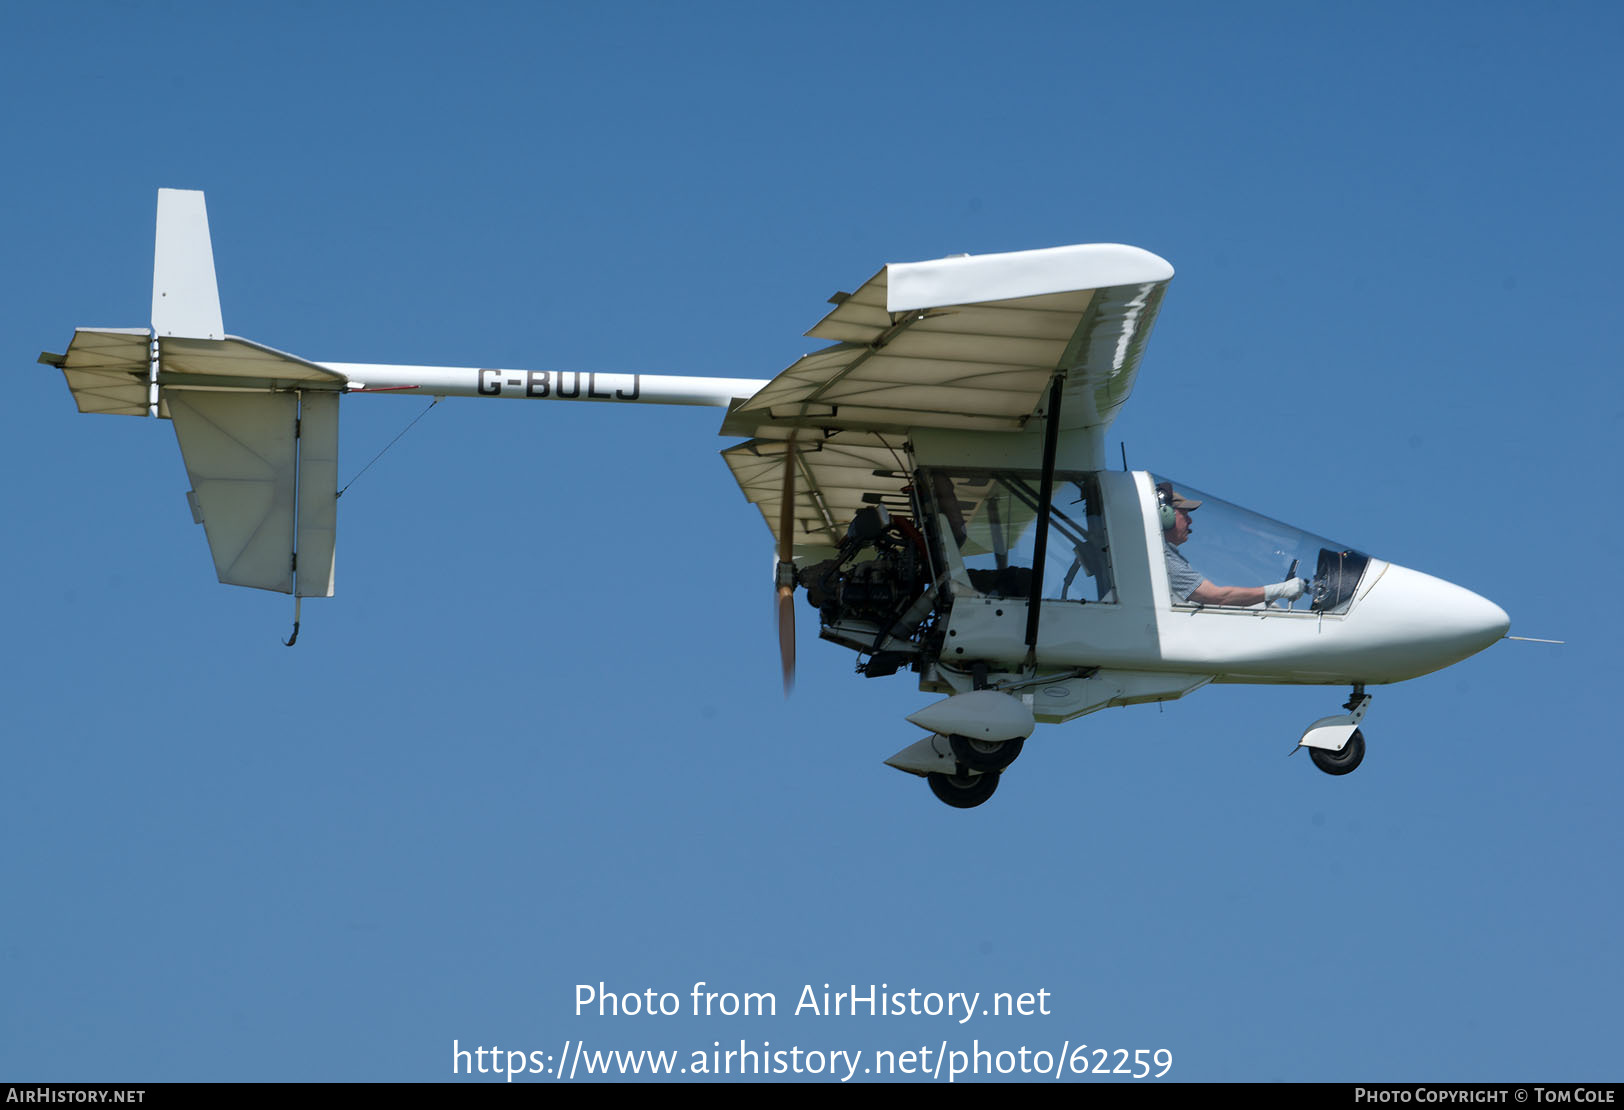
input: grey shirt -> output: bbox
[1164,542,1202,602]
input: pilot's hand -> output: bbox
[1263,577,1308,603]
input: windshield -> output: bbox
[1152,474,1370,614]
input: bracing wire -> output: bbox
[336,396,442,499]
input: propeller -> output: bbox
[775,432,799,695]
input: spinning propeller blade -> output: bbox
[775,433,798,695]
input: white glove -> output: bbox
[1263,577,1308,603]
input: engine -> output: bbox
[797,507,934,665]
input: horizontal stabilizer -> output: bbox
[52,327,151,416]
[158,335,347,388]
[167,389,338,596]
[295,392,338,598]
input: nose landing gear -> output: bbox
[1299,686,1371,777]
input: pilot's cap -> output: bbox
[1157,482,1202,512]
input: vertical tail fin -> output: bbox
[152,188,224,339]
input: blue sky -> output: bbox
[4,1,1618,1083]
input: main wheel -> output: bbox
[927,770,1000,809]
[1309,728,1366,776]
[949,733,1025,773]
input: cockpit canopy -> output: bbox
[912,467,1373,617]
[1152,474,1369,614]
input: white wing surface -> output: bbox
[722,243,1173,555]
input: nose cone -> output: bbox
[1356,563,1510,680]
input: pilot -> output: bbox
[1158,482,1308,607]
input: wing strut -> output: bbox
[1023,373,1066,663]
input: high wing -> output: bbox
[720,243,1173,558]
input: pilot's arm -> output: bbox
[1188,578,1307,607]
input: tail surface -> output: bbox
[152,188,224,340]
[46,189,342,601]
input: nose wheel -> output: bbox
[1308,728,1365,775]
[1300,687,1371,777]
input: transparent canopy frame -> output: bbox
[1152,474,1370,614]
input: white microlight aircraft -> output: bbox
[42,189,1512,809]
